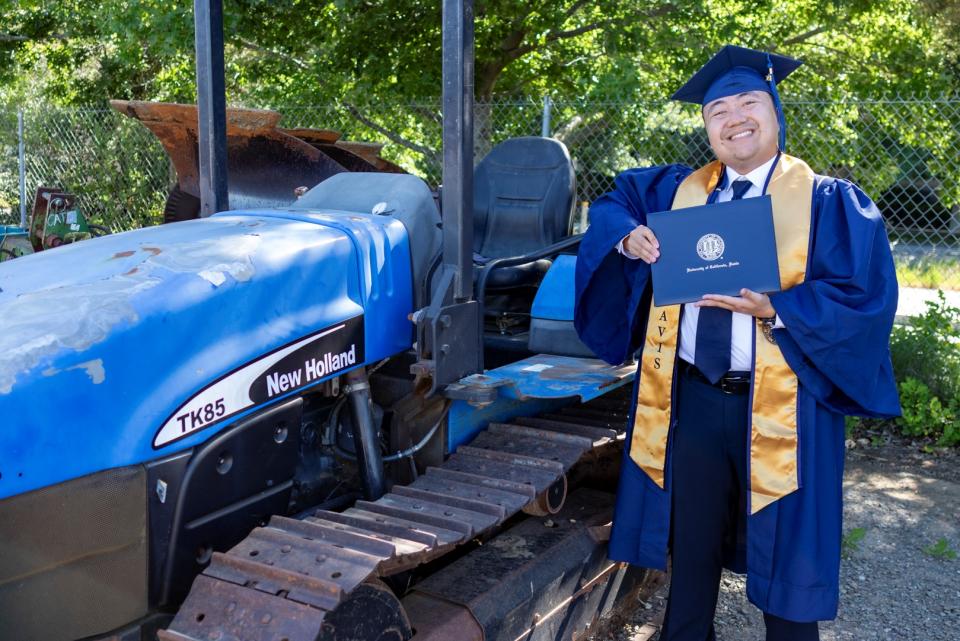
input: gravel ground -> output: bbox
[594,442,960,640]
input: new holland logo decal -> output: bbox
[153,315,365,448]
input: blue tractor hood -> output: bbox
[0,206,417,500]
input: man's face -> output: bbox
[702,90,779,174]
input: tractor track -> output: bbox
[158,390,633,641]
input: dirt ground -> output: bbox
[593,440,960,641]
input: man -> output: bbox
[574,45,901,641]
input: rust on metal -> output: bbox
[279,128,342,145]
[309,511,441,548]
[314,145,378,172]
[465,430,586,468]
[392,485,508,518]
[422,465,537,498]
[355,498,481,536]
[161,395,633,641]
[487,422,595,449]
[111,100,403,213]
[204,552,343,611]
[339,507,467,547]
[28,187,75,250]
[160,575,329,641]
[455,443,568,473]
[513,415,618,442]
[443,451,560,493]
[228,528,383,597]
[334,141,407,173]
[522,476,568,517]
[405,473,530,513]
[268,515,398,558]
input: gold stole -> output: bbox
[629,155,814,514]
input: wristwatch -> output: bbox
[758,314,778,344]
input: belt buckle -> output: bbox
[719,376,748,394]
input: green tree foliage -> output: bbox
[1,1,958,224]
[1,0,956,108]
[0,1,195,104]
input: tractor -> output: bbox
[0,186,108,262]
[0,2,655,640]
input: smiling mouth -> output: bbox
[728,130,754,141]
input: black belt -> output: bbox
[678,360,751,395]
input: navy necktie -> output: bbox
[694,178,752,383]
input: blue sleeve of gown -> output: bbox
[574,165,692,365]
[770,178,901,418]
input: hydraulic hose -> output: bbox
[344,368,387,500]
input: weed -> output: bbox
[841,527,867,558]
[922,538,957,560]
[844,416,859,440]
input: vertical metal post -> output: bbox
[441,0,474,302]
[412,0,481,392]
[541,96,552,138]
[17,109,26,229]
[193,0,229,216]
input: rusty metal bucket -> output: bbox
[110,101,403,221]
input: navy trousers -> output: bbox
[658,365,820,641]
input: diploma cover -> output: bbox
[646,195,780,306]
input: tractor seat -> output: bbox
[473,137,575,289]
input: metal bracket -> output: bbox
[443,378,506,405]
[411,269,481,396]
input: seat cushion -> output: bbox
[476,258,553,290]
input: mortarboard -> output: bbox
[671,45,803,150]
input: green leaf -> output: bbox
[922,538,957,560]
[841,527,867,558]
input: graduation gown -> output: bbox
[574,162,901,622]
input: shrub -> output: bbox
[889,291,960,446]
[896,377,960,446]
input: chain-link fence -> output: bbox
[1,96,958,288]
[0,107,171,230]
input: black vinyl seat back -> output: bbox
[473,137,575,261]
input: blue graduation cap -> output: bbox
[671,45,802,150]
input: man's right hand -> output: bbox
[622,225,660,264]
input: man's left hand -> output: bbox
[696,288,775,318]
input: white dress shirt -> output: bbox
[617,155,781,371]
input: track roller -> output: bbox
[317,580,412,641]
[522,475,568,516]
